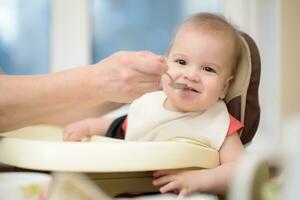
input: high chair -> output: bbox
[0,32,261,198]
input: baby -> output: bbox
[64,12,244,198]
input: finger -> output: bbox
[135,80,161,93]
[136,51,165,63]
[153,175,176,186]
[158,79,163,90]
[135,73,162,83]
[153,171,165,178]
[153,170,170,178]
[153,170,177,178]
[65,128,90,141]
[159,181,180,194]
[63,130,74,141]
[133,52,168,75]
[119,68,161,89]
[178,189,188,199]
[63,122,81,140]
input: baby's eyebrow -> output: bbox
[171,53,187,58]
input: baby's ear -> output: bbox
[220,76,234,99]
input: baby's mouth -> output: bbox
[183,86,200,93]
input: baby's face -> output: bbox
[162,25,234,112]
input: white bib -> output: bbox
[125,91,230,150]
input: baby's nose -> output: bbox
[183,68,201,82]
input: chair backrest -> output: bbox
[225,32,261,145]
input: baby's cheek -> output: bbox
[169,70,183,81]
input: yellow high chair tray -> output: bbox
[0,125,218,172]
[0,125,219,196]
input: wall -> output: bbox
[50,0,91,71]
[280,0,300,125]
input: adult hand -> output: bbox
[0,51,167,132]
[91,51,168,103]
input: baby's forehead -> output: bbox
[178,22,236,41]
[175,24,237,55]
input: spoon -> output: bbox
[165,73,187,89]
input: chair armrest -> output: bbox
[228,152,270,200]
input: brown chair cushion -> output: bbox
[226,32,261,144]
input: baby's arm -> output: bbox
[63,118,115,141]
[153,133,244,196]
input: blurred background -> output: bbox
[0,0,299,150]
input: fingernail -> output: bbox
[64,131,74,140]
[63,134,68,140]
[156,55,164,62]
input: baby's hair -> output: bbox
[168,12,241,75]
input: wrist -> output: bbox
[74,65,106,104]
[191,169,216,194]
[87,63,108,103]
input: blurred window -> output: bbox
[91,0,223,63]
[0,0,49,75]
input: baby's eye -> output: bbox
[175,59,187,65]
[203,66,216,73]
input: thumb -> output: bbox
[63,130,74,140]
[177,190,188,200]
